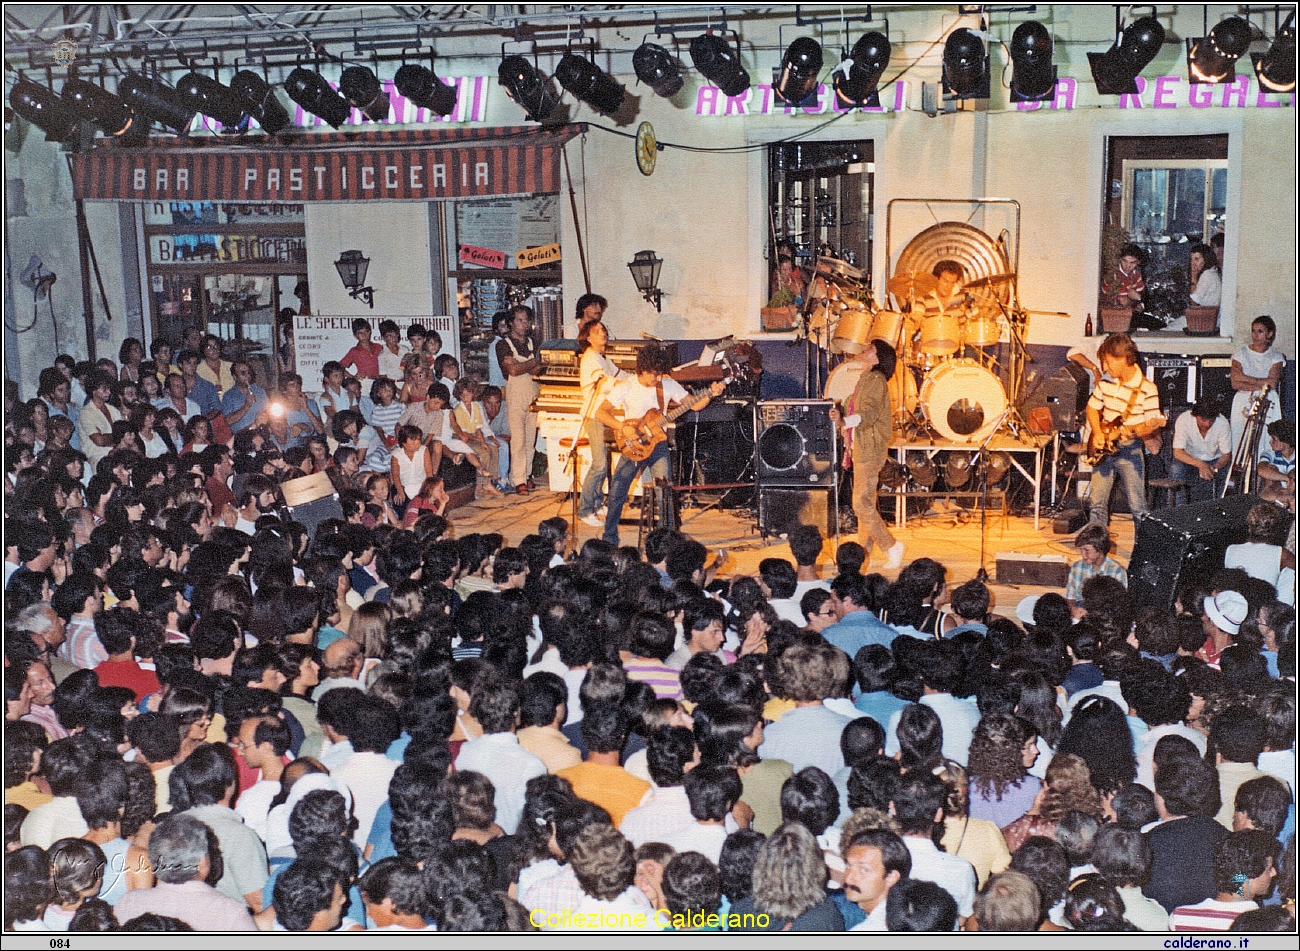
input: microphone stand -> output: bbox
[974,406,1013,583]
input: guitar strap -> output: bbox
[655,381,666,415]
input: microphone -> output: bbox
[639,331,663,342]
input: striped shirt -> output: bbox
[60,616,108,669]
[1169,898,1256,931]
[623,658,683,701]
[1087,365,1163,437]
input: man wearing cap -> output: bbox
[1197,590,1248,669]
[1257,419,1295,510]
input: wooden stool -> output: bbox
[1147,477,1189,509]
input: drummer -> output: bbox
[918,260,969,318]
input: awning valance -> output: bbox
[70,124,586,202]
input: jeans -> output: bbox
[1088,439,1148,526]
[851,453,897,555]
[1168,458,1226,504]
[603,441,669,545]
[577,419,610,517]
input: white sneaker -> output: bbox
[884,541,905,570]
[580,513,604,528]
[597,506,608,517]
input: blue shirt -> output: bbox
[220,384,268,432]
[822,609,896,658]
[187,375,220,415]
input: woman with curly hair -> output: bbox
[967,713,1041,828]
[1055,694,1137,797]
[729,822,844,931]
[1000,752,1103,853]
[935,761,1012,889]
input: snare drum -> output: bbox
[919,313,961,357]
[832,307,874,354]
[920,359,1007,443]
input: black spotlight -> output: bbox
[1088,16,1166,95]
[339,65,391,123]
[633,42,683,98]
[393,63,458,116]
[175,72,248,130]
[690,32,750,97]
[118,74,196,135]
[942,28,991,99]
[1187,16,1253,84]
[1009,21,1057,102]
[9,79,81,142]
[774,37,823,105]
[555,52,626,116]
[61,77,135,136]
[285,66,352,128]
[833,31,891,108]
[497,55,561,123]
[1252,22,1296,93]
[229,71,292,134]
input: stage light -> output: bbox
[1187,16,1252,84]
[8,79,81,142]
[1252,21,1295,93]
[633,42,684,98]
[690,32,750,97]
[555,52,626,116]
[945,452,975,489]
[1088,15,1166,95]
[393,63,458,116]
[832,32,891,108]
[497,55,561,123]
[285,66,352,128]
[774,37,823,105]
[627,250,663,311]
[61,78,135,136]
[340,65,391,122]
[942,28,991,99]
[175,71,248,130]
[229,71,292,134]
[118,74,197,135]
[1009,21,1057,102]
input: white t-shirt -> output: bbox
[581,349,624,403]
[1233,345,1285,381]
[1190,268,1221,307]
[376,344,410,381]
[1172,411,1233,462]
[605,376,688,421]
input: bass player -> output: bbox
[596,345,724,545]
[1086,332,1165,529]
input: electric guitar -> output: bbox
[613,380,727,463]
[1084,417,1164,466]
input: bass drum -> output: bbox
[920,359,1006,444]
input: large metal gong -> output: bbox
[890,221,1012,311]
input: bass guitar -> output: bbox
[1083,417,1164,466]
[613,381,726,464]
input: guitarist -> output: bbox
[1085,333,1165,529]
[595,345,724,545]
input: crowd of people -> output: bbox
[2,323,1297,934]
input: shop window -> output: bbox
[1099,135,1230,336]
[767,140,874,315]
[447,195,563,380]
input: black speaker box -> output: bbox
[1127,494,1288,610]
[1026,362,1090,432]
[1197,356,1235,418]
[756,400,837,487]
[1146,356,1198,410]
[675,403,756,508]
[758,486,834,537]
[281,472,344,540]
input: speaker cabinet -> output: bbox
[758,486,833,537]
[756,400,837,486]
[1198,357,1235,418]
[1127,494,1286,610]
[1146,356,1198,410]
[1026,362,1090,432]
[281,472,343,539]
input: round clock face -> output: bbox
[636,121,657,176]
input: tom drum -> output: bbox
[919,313,961,357]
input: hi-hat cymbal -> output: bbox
[887,271,940,299]
[964,272,1016,289]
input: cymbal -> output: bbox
[815,255,865,283]
[887,271,939,299]
[964,272,1016,289]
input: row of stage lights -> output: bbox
[9,16,1295,144]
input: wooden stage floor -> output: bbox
[447,489,1136,619]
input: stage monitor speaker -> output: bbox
[281,472,343,539]
[758,486,833,537]
[675,402,755,508]
[1127,494,1287,610]
[756,400,837,486]
[1198,356,1234,418]
[1025,362,1090,432]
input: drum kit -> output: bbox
[800,253,1024,446]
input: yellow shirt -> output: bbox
[5,780,53,812]
[198,360,235,395]
[556,762,651,828]
[517,726,583,774]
